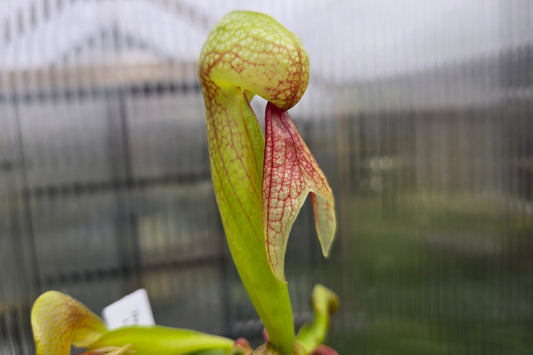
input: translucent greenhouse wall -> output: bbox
[1,1,532,354]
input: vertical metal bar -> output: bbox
[12,97,41,296]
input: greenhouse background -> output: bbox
[1,0,532,354]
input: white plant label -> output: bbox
[102,288,155,329]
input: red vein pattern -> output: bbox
[198,11,311,354]
[263,102,336,282]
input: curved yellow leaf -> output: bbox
[31,291,107,355]
[296,285,339,352]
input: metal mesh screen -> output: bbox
[1,1,532,354]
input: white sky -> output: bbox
[0,0,531,81]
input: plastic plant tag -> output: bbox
[102,289,155,329]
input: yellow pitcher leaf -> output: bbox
[31,291,107,355]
